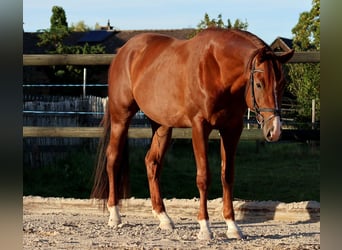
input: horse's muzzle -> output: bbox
[263,115,281,142]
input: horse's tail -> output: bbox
[90,105,130,203]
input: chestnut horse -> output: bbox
[91,28,294,240]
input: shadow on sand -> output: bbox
[234,200,320,224]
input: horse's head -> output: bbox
[245,47,294,142]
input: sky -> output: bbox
[23,0,312,44]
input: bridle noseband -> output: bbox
[249,61,281,127]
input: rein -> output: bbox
[249,60,280,126]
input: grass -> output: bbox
[23,150,95,199]
[23,139,320,202]
[233,141,320,201]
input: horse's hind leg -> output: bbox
[145,123,174,230]
[106,123,127,227]
[106,107,138,227]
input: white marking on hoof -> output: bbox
[197,220,213,240]
[225,219,244,239]
[107,205,121,228]
[153,210,174,230]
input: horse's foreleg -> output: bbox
[145,125,174,230]
[220,129,244,239]
[106,124,129,227]
[192,121,213,240]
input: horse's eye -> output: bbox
[256,83,262,89]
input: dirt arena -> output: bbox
[23,196,320,249]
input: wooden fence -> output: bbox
[23,52,320,66]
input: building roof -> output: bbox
[270,37,293,52]
[24,29,291,54]
[78,30,115,43]
[23,32,46,54]
[23,29,195,54]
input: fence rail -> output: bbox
[22,126,257,140]
[23,126,319,141]
[23,51,320,66]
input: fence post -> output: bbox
[83,67,87,97]
[311,99,315,129]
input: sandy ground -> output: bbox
[23,196,320,249]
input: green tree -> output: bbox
[291,0,320,51]
[37,6,105,82]
[37,6,69,51]
[190,13,248,38]
[94,22,101,30]
[286,0,320,123]
[50,6,68,30]
[70,21,91,32]
[227,18,248,30]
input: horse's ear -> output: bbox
[276,49,295,64]
[256,47,273,64]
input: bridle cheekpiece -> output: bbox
[249,60,281,127]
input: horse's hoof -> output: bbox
[159,221,175,230]
[226,229,245,240]
[107,205,121,228]
[153,211,174,230]
[108,218,121,228]
[225,219,245,239]
[197,230,213,240]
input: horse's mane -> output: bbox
[198,27,268,50]
[227,30,278,74]
[231,29,270,50]
[198,28,272,67]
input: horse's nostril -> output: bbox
[266,127,274,141]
